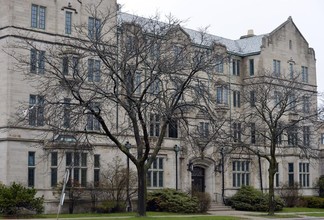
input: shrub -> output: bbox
[95,200,126,213]
[0,182,44,215]
[229,185,284,212]
[299,196,324,208]
[279,182,301,207]
[147,188,199,213]
[315,176,324,197]
[193,192,211,213]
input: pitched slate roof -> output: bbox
[118,12,265,56]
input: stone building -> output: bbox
[0,0,319,213]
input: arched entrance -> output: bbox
[191,166,205,192]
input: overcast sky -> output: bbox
[117,0,324,100]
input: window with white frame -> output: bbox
[147,157,164,187]
[66,152,88,187]
[28,151,36,187]
[88,17,101,40]
[88,59,101,82]
[31,4,46,29]
[51,152,58,187]
[216,85,228,105]
[29,95,44,126]
[232,59,240,76]
[215,56,224,73]
[299,163,310,187]
[232,160,250,187]
[289,63,294,79]
[149,114,160,136]
[303,126,310,147]
[65,11,72,34]
[233,90,240,108]
[301,66,308,83]
[30,49,45,74]
[273,59,281,76]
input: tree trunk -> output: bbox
[137,164,147,216]
[268,159,276,216]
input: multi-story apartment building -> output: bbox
[0,0,319,213]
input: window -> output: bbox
[274,91,282,107]
[250,90,256,107]
[301,66,308,83]
[65,11,72,34]
[303,96,310,113]
[233,122,241,142]
[168,119,178,138]
[66,152,87,187]
[289,40,292,50]
[276,125,283,145]
[28,152,35,187]
[29,95,44,126]
[232,161,250,187]
[62,56,79,76]
[215,56,224,73]
[273,60,281,76]
[287,126,298,146]
[250,123,256,144]
[63,98,71,128]
[233,90,240,108]
[134,72,142,95]
[299,163,310,187]
[86,103,100,131]
[173,45,184,64]
[150,79,161,95]
[288,163,294,186]
[147,157,164,187]
[289,63,294,79]
[232,59,240,76]
[31,4,46,29]
[88,17,101,40]
[88,59,101,82]
[150,114,160,136]
[288,93,296,111]
[94,154,100,187]
[51,152,58,187]
[30,49,45,74]
[249,59,254,76]
[199,122,209,137]
[321,134,324,145]
[62,56,69,75]
[303,126,310,147]
[216,86,228,105]
[150,43,160,60]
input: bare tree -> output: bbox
[230,70,319,215]
[7,3,227,216]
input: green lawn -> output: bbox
[280,207,324,212]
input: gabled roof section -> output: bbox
[269,16,308,45]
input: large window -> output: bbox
[232,59,240,76]
[288,93,296,111]
[232,160,250,187]
[31,4,46,29]
[233,90,240,108]
[29,95,44,126]
[51,152,58,187]
[63,98,71,128]
[215,56,224,73]
[198,121,209,137]
[65,11,72,34]
[216,85,228,105]
[86,103,100,131]
[233,122,241,142]
[273,59,281,76]
[275,163,280,187]
[250,123,256,144]
[88,59,101,82]
[288,163,294,186]
[88,17,101,40]
[287,126,298,146]
[94,154,100,187]
[66,152,88,187]
[250,90,256,107]
[147,157,164,188]
[303,96,310,113]
[28,152,35,187]
[30,49,45,74]
[149,114,160,137]
[289,63,294,79]
[274,91,282,107]
[299,163,310,187]
[168,119,178,138]
[134,71,142,95]
[301,66,308,83]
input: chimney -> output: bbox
[240,29,255,39]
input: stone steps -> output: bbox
[208,202,232,211]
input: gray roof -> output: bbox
[118,12,266,56]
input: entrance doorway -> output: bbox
[191,166,205,192]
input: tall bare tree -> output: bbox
[231,70,319,215]
[7,3,227,216]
